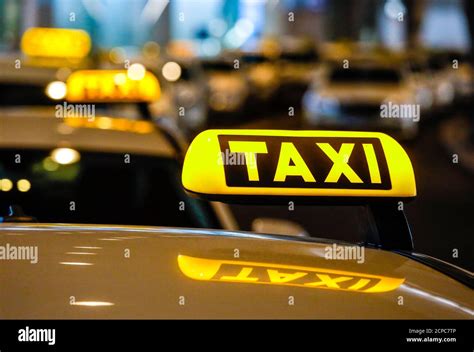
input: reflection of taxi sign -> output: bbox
[66,70,161,103]
[178,255,404,293]
[182,130,416,200]
[21,27,91,59]
[64,117,154,134]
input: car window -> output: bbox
[408,63,426,73]
[280,50,318,62]
[241,55,270,64]
[202,61,235,72]
[427,56,447,71]
[0,149,220,228]
[330,67,402,83]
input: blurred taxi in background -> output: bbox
[0,66,237,230]
[273,36,320,108]
[437,51,474,103]
[158,58,209,136]
[405,59,436,114]
[0,115,236,230]
[202,56,249,121]
[102,41,209,136]
[0,27,92,113]
[0,61,64,108]
[1,65,307,235]
[425,51,459,109]
[239,51,279,107]
[302,61,423,139]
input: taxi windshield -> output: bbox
[0,149,220,228]
[241,54,271,64]
[202,61,235,72]
[330,67,401,83]
[280,50,318,62]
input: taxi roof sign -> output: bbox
[182,129,416,201]
[21,27,91,59]
[66,69,161,103]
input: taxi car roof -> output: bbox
[0,115,175,157]
[1,223,472,319]
[0,62,59,85]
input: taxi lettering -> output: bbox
[219,136,391,190]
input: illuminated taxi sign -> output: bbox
[182,130,416,199]
[66,70,160,103]
[178,255,404,293]
[21,27,91,59]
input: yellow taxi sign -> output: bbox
[182,130,416,200]
[66,69,160,103]
[21,27,91,59]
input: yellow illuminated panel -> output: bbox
[182,130,416,199]
[64,117,154,134]
[178,255,404,293]
[66,70,161,103]
[21,27,91,59]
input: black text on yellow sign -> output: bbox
[218,136,391,190]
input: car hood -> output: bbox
[0,224,472,319]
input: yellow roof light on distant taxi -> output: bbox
[21,27,91,59]
[182,130,416,200]
[66,69,161,103]
[46,81,67,100]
